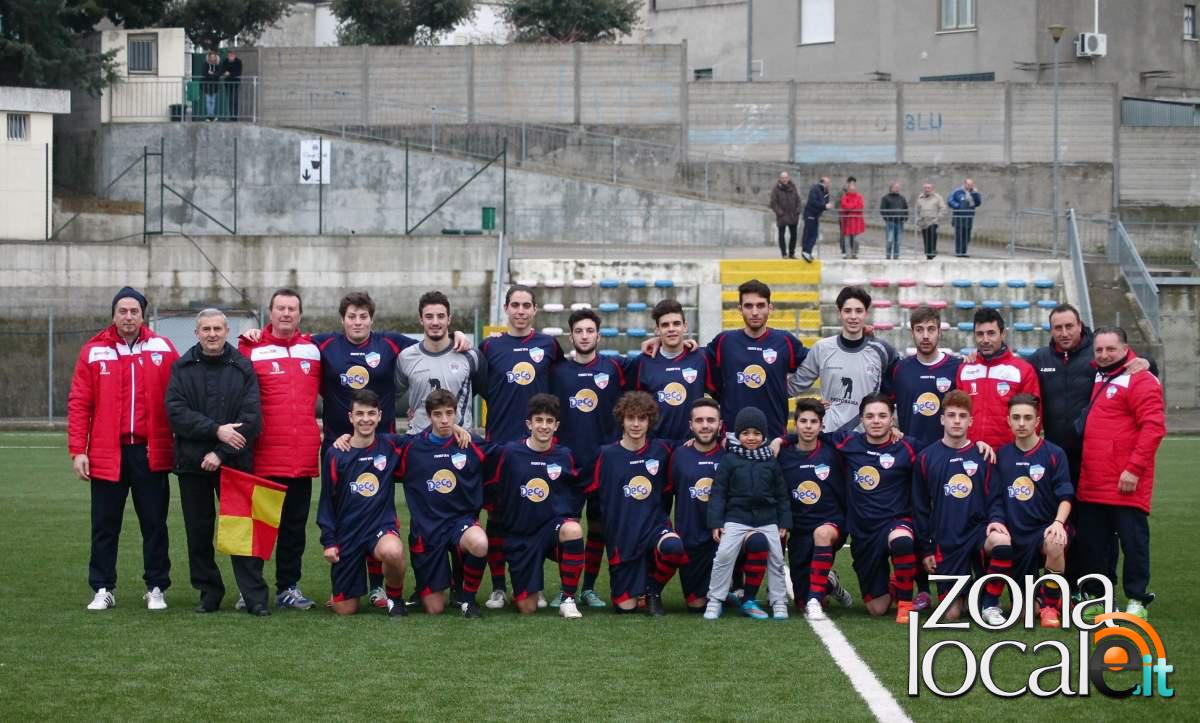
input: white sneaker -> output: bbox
[805,598,827,620]
[772,602,790,620]
[559,597,583,619]
[981,606,1006,626]
[485,590,508,609]
[144,586,167,611]
[702,600,723,621]
[536,592,548,609]
[784,566,795,602]
[235,594,246,611]
[87,588,115,610]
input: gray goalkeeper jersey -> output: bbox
[787,334,898,433]
[394,341,486,433]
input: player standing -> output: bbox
[394,291,486,433]
[632,299,715,442]
[957,308,1040,448]
[890,305,962,448]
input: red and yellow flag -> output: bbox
[216,468,288,560]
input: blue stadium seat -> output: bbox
[1034,278,1055,289]
[1042,322,1052,332]
[951,279,973,288]
[957,322,974,332]
[1013,322,1035,332]
[1017,347,1038,357]
[1037,300,1059,310]
[627,279,648,289]
[542,303,565,313]
[626,302,648,312]
[979,279,1000,289]
[597,303,620,313]
[599,327,620,338]
[1009,300,1031,310]
[626,328,648,338]
[599,349,621,358]
[960,347,974,356]
[955,300,977,310]
[599,279,620,289]
[1006,279,1028,289]
[625,350,643,358]
[654,280,675,289]
[983,300,1004,310]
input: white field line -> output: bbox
[806,615,914,723]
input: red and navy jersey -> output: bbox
[667,444,724,549]
[318,434,404,549]
[485,440,578,536]
[707,328,806,438]
[585,440,674,563]
[395,430,488,540]
[632,349,715,442]
[913,441,1003,555]
[778,440,846,533]
[828,431,921,538]
[550,356,628,472]
[890,353,962,448]
[314,331,416,442]
[479,332,564,444]
[996,439,1074,543]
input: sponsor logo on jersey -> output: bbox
[815,463,831,481]
[1008,475,1035,502]
[793,480,822,505]
[547,463,562,481]
[737,364,767,389]
[150,352,163,366]
[689,477,713,502]
[645,459,660,476]
[570,388,599,412]
[594,373,610,390]
[99,361,110,375]
[270,361,284,375]
[623,475,652,500]
[855,466,881,490]
[963,460,979,476]
[300,360,312,375]
[682,368,698,384]
[880,453,895,470]
[339,364,370,389]
[915,392,941,417]
[427,469,457,494]
[350,472,380,497]
[365,351,381,369]
[944,473,973,499]
[996,381,1010,397]
[451,452,467,470]
[936,377,952,393]
[658,382,687,407]
[1029,464,1045,482]
[520,477,550,502]
[506,361,536,385]
[529,347,545,363]
[1106,386,1118,399]
[373,454,387,471]
[763,349,778,364]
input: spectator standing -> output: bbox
[221,50,242,121]
[948,179,982,257]
[769,172,802,259]
[202,51,221,121]
[880,183,909,260]
[914,183,947,260]
[838,177,865,260]
[799,176,832,263]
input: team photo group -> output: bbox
[68,279,1165,625]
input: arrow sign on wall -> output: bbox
[299,139,331,185]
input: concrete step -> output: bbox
[723,309,821,332]
[719,268,822,286]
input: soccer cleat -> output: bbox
[646,594,666,617]
[87,588,115,611]
[249,605,271,617]
[548,592,566,609]
[461,600,482,619]
[772,602,789,620]
[559,597,583,619]
[911,591,932,612]
[981,606,1007,626]
[895,600,913,625]
[536,592,548,609]
[784,566,795,602]
[724,588,745,608]
[1077,597,1106,625]
[387,598,409,618]
[579,589,606,608]
[827,570,853,608]
[702,600,723,620]
[369,586,388,609]
[484,590,508,609]
[276,586,315,610]
[1125,599,1150,620]
[1039,606,1062,628]
[144,587,167,611]
[235,594,246,611]
[740,600,769,620]
[804,598,827,621]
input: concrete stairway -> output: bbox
[718,259,823,346]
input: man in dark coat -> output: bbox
[165,308,268,615]
[799,176,832,263]
[221,50,243,120]
[769,171,802,259]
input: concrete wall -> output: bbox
[0,111,53,241]
[1158,281,1200,409]
[1119,127,1200,206]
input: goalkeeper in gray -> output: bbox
[787,286,898,433]
[395,291,487,432]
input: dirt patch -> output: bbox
[55,192,144,215]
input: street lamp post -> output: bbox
[1049,24,1066,256]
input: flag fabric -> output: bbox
[216,468,288,560]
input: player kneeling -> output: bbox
[913,391,1011,625]
[997,394,1073,628]
[319,390,409,617]
[486,394,586,618]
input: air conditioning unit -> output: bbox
[1076,32,1107,58]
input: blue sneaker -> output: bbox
[740,600,769,620]
[276,586,315,610]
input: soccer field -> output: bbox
[1,433,1196,721]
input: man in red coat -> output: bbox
[68,287,179,611]
[239,288,323,609]
[957,308,1041,448]
[838,177,865,260]
[1076,327,1166,620]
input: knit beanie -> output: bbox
[734,406,768,437]
[112,286,147,315]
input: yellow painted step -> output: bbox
[721,259,823,273]
[798,309,822,330]
[721,290,819,305]
[720,269,822,287]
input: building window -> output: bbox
[940,0,976,31]
[1187,5,1197,39]
[127,34,158,74]
[7,113,29,142]
[693,68,713,80]
[799,0,835,45]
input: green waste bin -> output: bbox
[482,207,496,231]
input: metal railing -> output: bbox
[1109,220,1161,339]
[108,77,259,123]
[1066,209,1095,329]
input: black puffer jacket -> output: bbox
[165,342,261,473]
[707,453,792,530]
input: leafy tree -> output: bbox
[503,0,640,42]
[164,0,290,50]
[332,0,474,46]
[0,0,120,93]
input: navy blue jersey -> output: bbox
[996,439,1074,543]
[828,432,921,538]
[479,332,564,444]
[395,430,487,540]
[585,440,674,563]
[667,444,724,549]
[318,433,403,549]
[890,353,962,448]
[484,440,578,536]
[913,441,1003,555]
[314,331,416,442]
[778,440,847,532]
[550,355,628,472]
[632,348,715,442]
[707,328,806,438]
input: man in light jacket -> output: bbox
[914,183,947,260]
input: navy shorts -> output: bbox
[680,540,716,605]
[1011,523,1075,579]
[410,516,479,597]
[505,517,572,601]
[850,518,913,603]
[930,529,987,599]
[609,524,673,606]
[331,524,400,601]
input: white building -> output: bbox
[254,0,511,47]
[0,87,70,241]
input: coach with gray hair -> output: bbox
[165,309,268,615]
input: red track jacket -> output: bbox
[957,345,1041,449]
[239,325,322,478]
